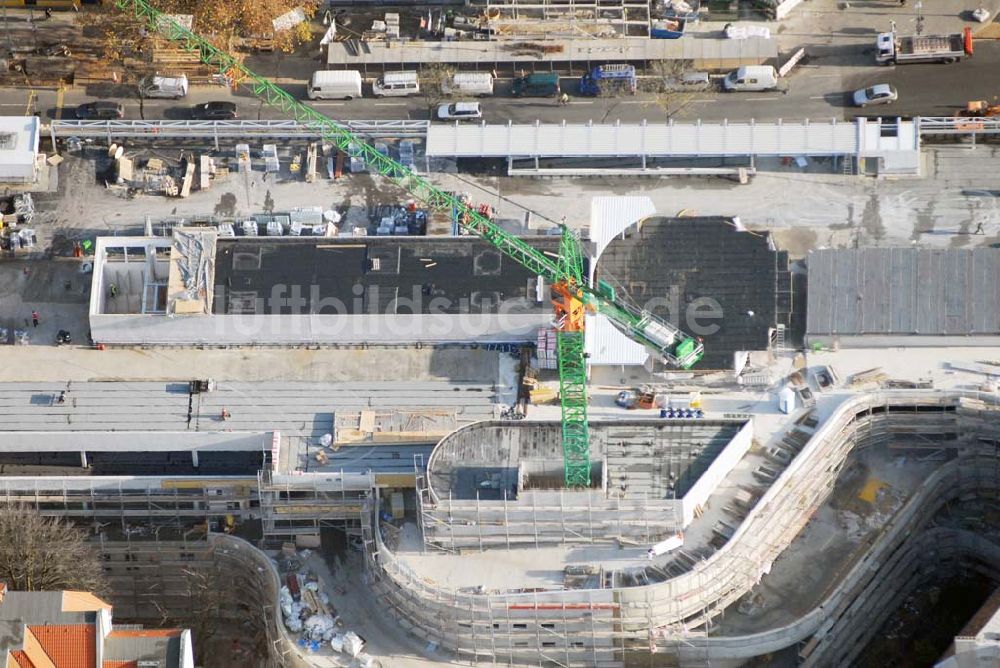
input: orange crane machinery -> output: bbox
[115,0,705,487]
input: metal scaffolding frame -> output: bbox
[49,119,430,148]
[361,391,1000,666]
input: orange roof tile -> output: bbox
[107,629,180,639]
[101,662,136,668]
[25,625,94,668]
[9,651,35,668]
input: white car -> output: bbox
[853,84,898,107]
[437,102,482,121]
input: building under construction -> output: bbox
[362,390,1000,666]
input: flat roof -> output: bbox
[806,248,1000,337]
[0,380,497,475]
[594,217,792,369]
[0,116,39,180]
[212,237,557,316]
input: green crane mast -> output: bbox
[114,0,704,487]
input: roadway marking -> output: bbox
[744,96,782,102]
[309,102,346,106]
[568,101,593,105]
[620,100,654,105]
[24,91,36,116]
[373,102,407,107]
[809,96,828,100]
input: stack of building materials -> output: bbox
[536,328,558,369]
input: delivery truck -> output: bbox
[875,27,973,65]
[578,64,637,96]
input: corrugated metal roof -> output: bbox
[806,248,1000,336]
[584,314,649,366]
[426,120,860,158]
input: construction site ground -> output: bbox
[715,444,941,635]
[389,345,998,643]
[24,145,1000,266]
[280,549,453,668]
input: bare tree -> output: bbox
[419,64,458,119]
[0,505,108,596]
[643,59,700,119]
[180,566,225,665]
[592,60,701,123]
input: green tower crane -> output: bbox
[114,0,704,487]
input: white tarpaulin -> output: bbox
[273,7,306,32]
[319,22,337,45]
[156,14,193,31]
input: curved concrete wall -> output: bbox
[675,455,1000,663]
[208,534,310,668]
[364,391,999,666]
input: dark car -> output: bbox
[75,101,124,120]
[191,101,238,120]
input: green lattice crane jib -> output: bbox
[115,0,567,283]
[117,0,705,487]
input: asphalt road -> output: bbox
[9,41,1000,126]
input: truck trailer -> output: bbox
[875,27,973,64]
[579,64,637,96]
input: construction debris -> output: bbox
[848,367,889,388]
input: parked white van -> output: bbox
[723,65,778,92]
[308,70,363,100]
[442,72,495,97]
[140,74,189,99]
[372,71,420,97]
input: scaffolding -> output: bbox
[257,469,373,545]
[362,391,1000,666]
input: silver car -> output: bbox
[853,84,898,107]
[436,102,482,121]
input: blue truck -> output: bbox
[578,64,637,96]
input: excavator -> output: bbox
[113,0,706,487]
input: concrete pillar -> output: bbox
[80,451,88,468]
[192,450,199,468]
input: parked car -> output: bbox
[853,84,897,107]
[139,74,188,99]
[437,101,482,121]
[75,101,124,120]
[722,65,778,92]
[191,101,238,119]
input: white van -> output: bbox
[372,71,420,97]
[442,72,494,97]
[140,74,189,99]
[723,65,778,92]
[308,70,363,100]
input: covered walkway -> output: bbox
[427,117,921,176]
